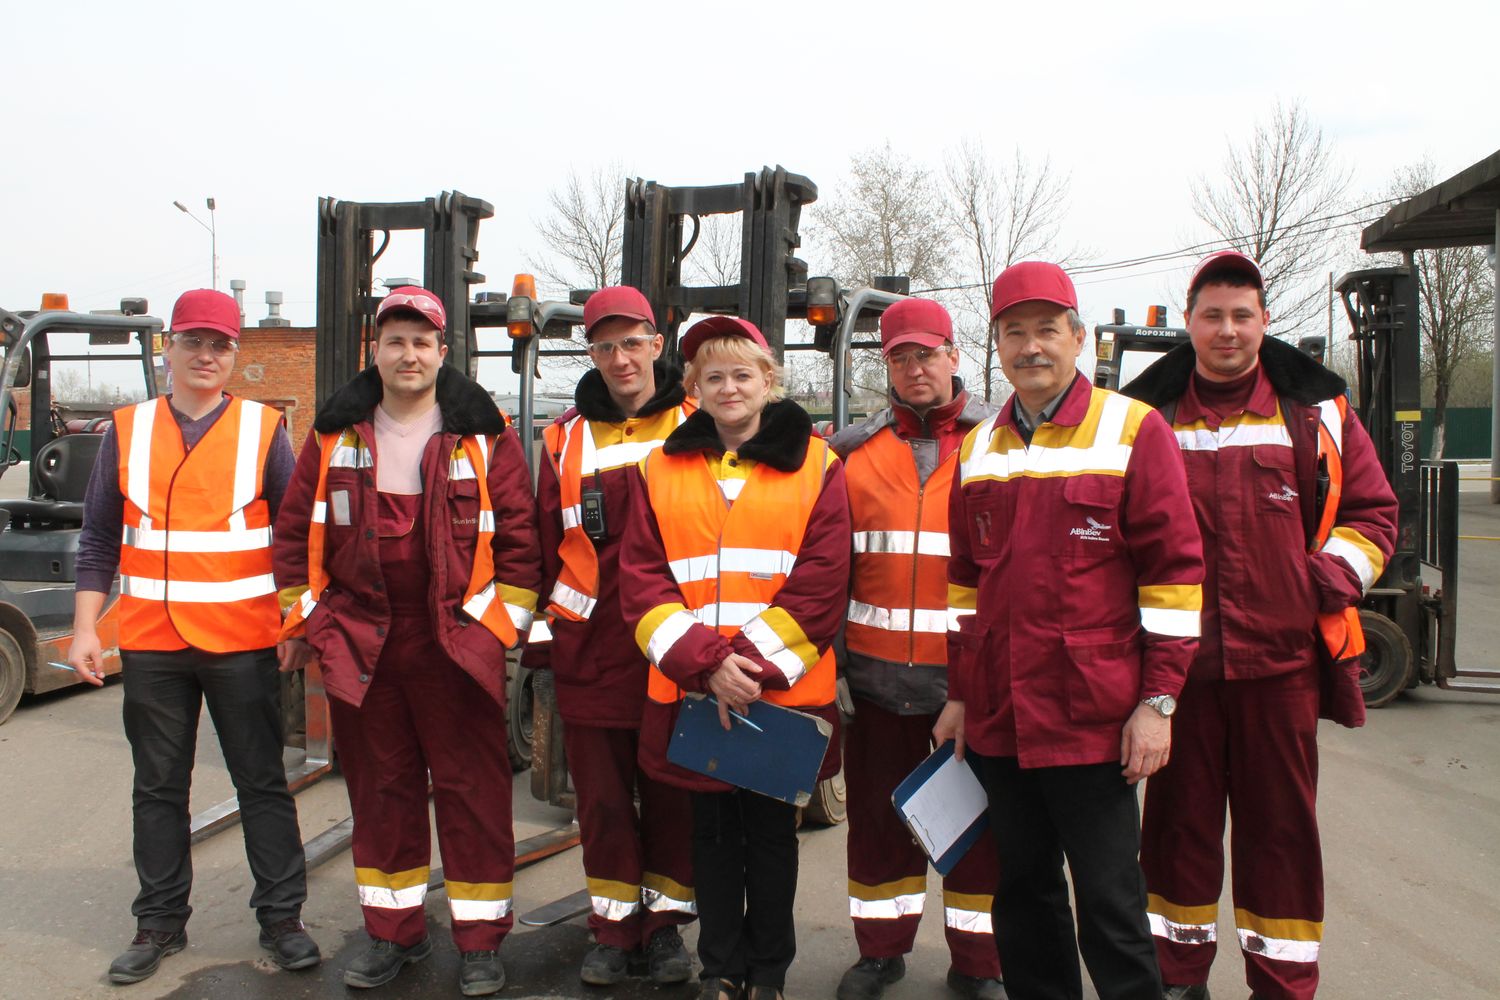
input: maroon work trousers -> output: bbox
[564,722,695,949]
[1141,667,1322,1000]
[845,698,1001,979]
[328,617,515,953]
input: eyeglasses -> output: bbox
[173,334,238,356]
[586,335,654,358]
[885,346,949,369]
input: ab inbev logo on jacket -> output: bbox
[1070,516,1113,542]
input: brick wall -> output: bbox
[226,326,318,442]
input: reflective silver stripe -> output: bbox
[741,615,807,686]
[848,599,949,634]
[504,600,535,635]
[1149,911,1217,945]
[560,504,582,530]
[944,906,993,935]
[357,883,427,910]
[1317,399,1343,452]
[1139,606,1200,638]
[528,618,552,643]
[1322,536,1377,590]
[549,581,597,619]
[329,444,372,468]
[668,548,797,586]
[1174,422,1293,452]
[848,893,926,920]
[590,896,640,921]
[642,887,697,915]
[962,393,1134,481]
[646,610,699,665]
[311,500,327,524]
[593,439,663,470]
[122,525,271,553]
[450,896,512,921]
[947,607,974,631]
[450,455,478,480]
[851,530,950,557]
[718,478,746,501]
[120,573,277,603]
[227,402,263,531]
[693,602,768,629]
[478,509,495,533]
[1237,927,1319,963]
[125,398,159,516]
[296,589,317,618]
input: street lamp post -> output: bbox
[173,197,219,290]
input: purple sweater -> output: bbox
[75,396,296,594]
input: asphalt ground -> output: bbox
[2,468,1499,999]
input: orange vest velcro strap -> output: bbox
[1137,583,1202,639]
[545,405,693,622]
[115,396,282,653]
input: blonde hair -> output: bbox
[682,335,785,401]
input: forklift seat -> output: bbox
[32,433,104,505]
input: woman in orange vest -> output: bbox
[619,316,851,1000]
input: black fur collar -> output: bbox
[313,365,509,436]
[663,398,812,472]
[1123,335,1348,408]
[573,360,686,422]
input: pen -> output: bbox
[48,661,77,672]
[707,696,764,733]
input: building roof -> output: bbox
[1362,148,1500,252]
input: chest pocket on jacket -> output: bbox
[448,479,480,539]
[1251,445,1299,517]
[1054,475,1125,559]
[965,494,1006,561]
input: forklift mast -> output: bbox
[1092,305,1187,390]
[315,191,493,405]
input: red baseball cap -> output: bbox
[880,298,953,355]
[679,315,770,362]
[584,285,656,338]
[990,261,1078,321]
[170,289,241,340]
[1188,250,1263,296]
[376,285,447,332]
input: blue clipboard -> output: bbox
[891,741,990,876]
[666,695,832,807]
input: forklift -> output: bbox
[0,297,161,724]
[1094,272,1494,707]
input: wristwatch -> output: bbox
[1142,694,1177,718]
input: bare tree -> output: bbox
[682,213,742,289]
[1193,100,1352,338]
[944,140,1083,401]
[528,164,625,297]
[1386,159,1496,457]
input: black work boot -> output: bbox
[1163,986,1210,1000]
[947,966,1008,999]
[699,978,742,1000]
[579,942,630,985]
[459,950,506,996]
[836,955,906,1000]
[108,929,188,984]
[258,917,322,971]
[646,927,693,984]
[342,936,432,989]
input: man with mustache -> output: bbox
[935,262,1204,1000]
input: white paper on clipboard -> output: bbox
[897,749,989,860]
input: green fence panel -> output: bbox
[1420,407,1491,459]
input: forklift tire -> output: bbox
[1359,610,1413,709]
[800,767,848,827]
[0,627,24,725]
[506,663,534,773]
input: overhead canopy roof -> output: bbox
[1362,148,1500,252]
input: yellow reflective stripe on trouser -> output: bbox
[446,880,514,921]
[848,876,927,920]
[943,890,994,935]
[1235,908,1321,963]
[587,877,642,922]
[356,866,429,909]
[1147,893,1218,945]
[642,872,697,915]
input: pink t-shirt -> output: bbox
[372,402,442,495]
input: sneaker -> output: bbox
[1163,986,1210,1000]
[836,955,906,1000]
[257,917,321,971]
[342,936,432,989]
[646,927,693,984]
[107,929,187,985]
[947,966,1008,999]
[459,950,506,996]
[579,942,630,985]
[700,978,742,1000]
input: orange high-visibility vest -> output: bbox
[542,403,693,622]
[640,439,836,708]
[114,396,282,653]
[278,428,533,649]
[843,426,955,666]
[1312,396,1366,661]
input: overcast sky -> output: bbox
[4,0,1496,396]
